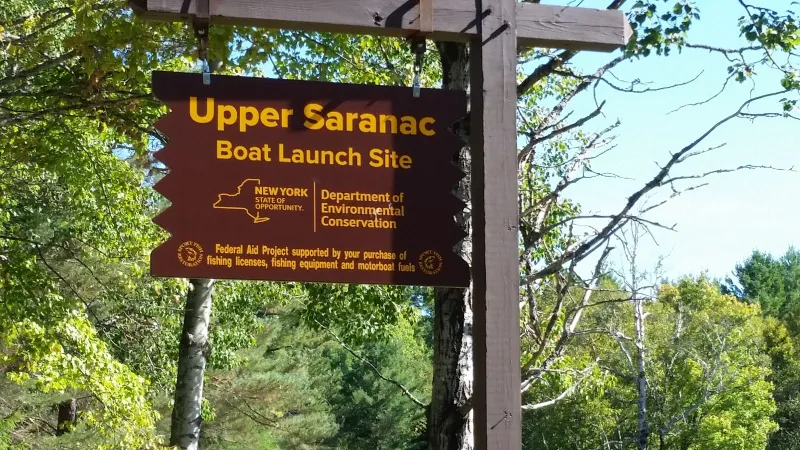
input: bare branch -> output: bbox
[518,50,577,97]
[534,55,627,137]
[668,73,738,114]
[536,215,677,239]
[684,43,763,55]
[520,248,612,394]
[565,246,614,335]
[526,89,791,283]
[662,164,795,185]
[555,67,704,94]
[519,101,606,164]
[676,143,727,163]
[516,0,628,96]
[521,364,595,411]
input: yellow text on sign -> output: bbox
[188,97,436,136]
[215,141,412,169]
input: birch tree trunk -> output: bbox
[170,278,215,450]
[429,41,474,450]
[634,292,649,450]
[625,225,649,450]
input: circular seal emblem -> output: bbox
[418,250,443,275]
[177,241,204,267]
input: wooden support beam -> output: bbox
[470,0,521,448]
[133,0,632,52]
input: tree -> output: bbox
[1,1,191,445]
[199,299,434,450]
[726,247,800,450]
[514,1,798,447]
[649,278,777,450]
[1,3,298,448]
[199,311,339,450]
[170,278,214,450]
[724,248,800,331]
[316,315,432,450]
[524,276,777,450]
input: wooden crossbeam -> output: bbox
[131,0,632,52]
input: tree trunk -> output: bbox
[634,294,649,450]
[56,398,76,436]
[429,41,474,450]
[170,278,215,450]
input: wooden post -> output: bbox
[470,0,521,448]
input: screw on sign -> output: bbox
[149,71,470,288]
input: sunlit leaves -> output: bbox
[2,311,159,449]
[1,2,194,446]
[627,0,700,57]
[301,283,422,345]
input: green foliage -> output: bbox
[201,314,339,449]
[0,410,25,450]
[625,1,799,112]
[200,308,431,450]
[2,0,795,449]
[626,0,699,57]
[1,10,192,445]
[319,315,431,450]
[738,4,800,96]
[301,284,424,345]
[265,33,426,87]
[761,318,800,450]
[209,281,304,370]
[725,248,800,332]
[654,278,777,450]
[2,312,159,449]
[0,123,167,447]
[524,277,777,449]
[0,2,304,447]
[726,248,800,449]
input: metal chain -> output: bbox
[411,38,425,98]
[194,20,211,85]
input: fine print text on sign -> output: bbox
[150,71,470,287]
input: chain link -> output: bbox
[411,38,425,98]
[195,24,211,85]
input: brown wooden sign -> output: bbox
[150,71,469,287]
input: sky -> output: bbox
[539,0,800,281]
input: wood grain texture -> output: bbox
[516,2,632,51]
[135,0,631,51]
[195,0,209,20]
[419,0,433,33]
[470,0,521,448]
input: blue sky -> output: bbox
[545,0,799,280]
